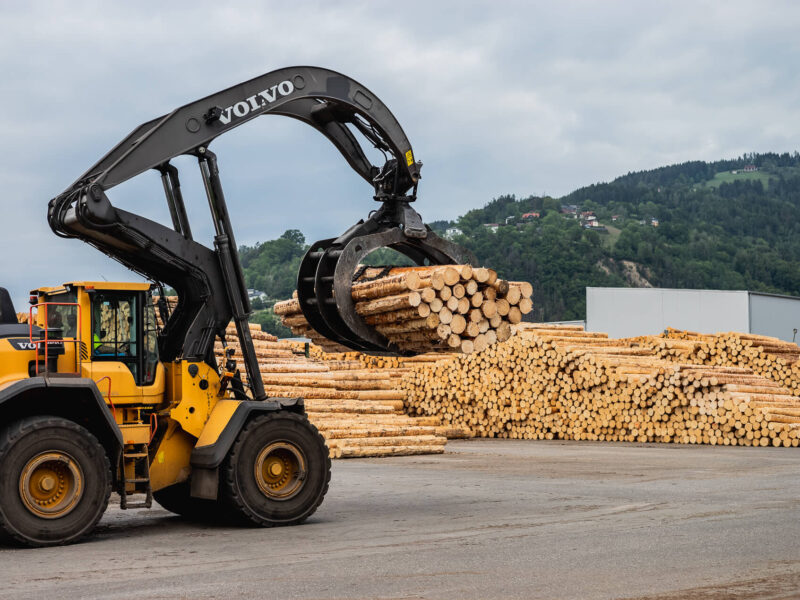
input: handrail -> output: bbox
[94,375,116,422]
[28,301,82,376]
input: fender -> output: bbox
[0,377,123,477]
[188,398,304,500]
[190,397,304,470]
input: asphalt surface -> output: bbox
[2,440,799,600]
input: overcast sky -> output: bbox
[2,0,799,306]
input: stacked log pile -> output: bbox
[212,325,449,458]
[274,266,533,354]
[401,324,800,447]
[313,349,469,438]
[272,293,352,353]
[635,329,800,432]
[154,296,448,457]
[642,328,800,392]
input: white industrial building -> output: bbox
[586,288,800,343]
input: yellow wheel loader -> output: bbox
[0,66,473,546]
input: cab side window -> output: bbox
[142,301,159,385]
[43,291,78,338]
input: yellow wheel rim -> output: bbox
[19,451,84,519]
[254,442,306,501]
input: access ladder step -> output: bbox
[120,442,153,510]
[121,500,152,509]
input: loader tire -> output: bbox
[221,412,330,527]
[153,482,223,522]
[0,415,111,547]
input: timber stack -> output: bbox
[159,296,449,457]
[641,328,800,392]
[274,265,533,354]
[212,329,450,458]
[401,324,800,447]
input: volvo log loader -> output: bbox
[0,66,474,546]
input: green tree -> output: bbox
[280,229,305,245]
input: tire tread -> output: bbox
[0,415,112,547]
[221,412,330,527]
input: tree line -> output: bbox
[240,152,800,335]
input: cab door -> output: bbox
[89,291,164,405]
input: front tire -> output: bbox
[221,412,330,527]
[0,416,111,547]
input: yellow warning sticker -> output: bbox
[405,150,414,166]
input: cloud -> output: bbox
[1,0,799,305]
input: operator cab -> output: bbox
[88,288,159,386]
[33,282,161,387]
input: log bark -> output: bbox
[279,264,533,356]
[355,292,422,316]
[351,272,421,300]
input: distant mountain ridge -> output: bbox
[241,152,800,335]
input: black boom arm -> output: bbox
[66,66,421,200]
[49,66,474,402]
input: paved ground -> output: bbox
[2,440,799,599]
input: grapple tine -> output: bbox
[315,245,384,352]
[298,226,477,355]
[296,237,345,346]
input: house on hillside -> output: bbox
[247,288,268,301]
[650,218,659,227]
[483,223,500,233]
[560,204,578,216]
[444,227,463,239]
[743,164,758,172]
[611,215,621,222]
[521,211,540,221]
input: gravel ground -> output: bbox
[1,439,799,599]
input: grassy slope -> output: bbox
[601,224,622,250]
[704,170,772,189]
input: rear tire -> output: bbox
[0,416,111,547]
[221,412,330,527]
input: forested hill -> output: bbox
[240,152,800,335]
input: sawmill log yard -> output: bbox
[3,305,800,598]
[4,183,800,599]
[2,11,800,598]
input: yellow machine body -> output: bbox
[0,282,246,495]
